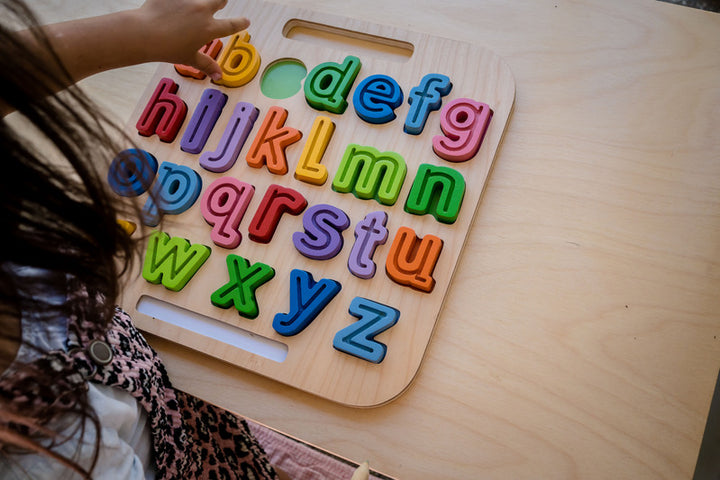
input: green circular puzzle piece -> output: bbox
[260,59,307,99]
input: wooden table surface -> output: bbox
[28,0,720,478]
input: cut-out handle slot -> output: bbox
[283,19,414,63]
[136,295,288,363]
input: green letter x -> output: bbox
[211,254,275,319]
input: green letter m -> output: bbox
[331,144,407,206]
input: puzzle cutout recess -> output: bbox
[109,30,495,365]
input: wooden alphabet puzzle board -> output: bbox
[115,0,515,407]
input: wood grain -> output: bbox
[23,0,720,478]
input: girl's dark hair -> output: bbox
[0,0,143,476]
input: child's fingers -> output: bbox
[191,50,223,81]
[210,16,250,39]
[210,0,229,9]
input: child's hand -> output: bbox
[135,0,250,80]
[17,0,250,88]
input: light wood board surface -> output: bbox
[25,0,720,478]
[119,0,515,408]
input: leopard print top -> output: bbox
[2,307,279,480]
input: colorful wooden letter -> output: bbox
[117,219,137,236]
[294,115,335,185]
[403,73,452,135]
[432,98,493,162]
[199,102,258,173]
[211,254,275,319]
[385,226,443,293]
[273,269,342,336]
[142,231,211,292]
[200,177,255,249]
[141,162,202,227]
[107,149,158,197]
[180,88,228,154]
[213,31,261,88]
[136,77,188,142]
[404,163,466,224]
[246,106,302,175]
[248,184,307,244]
[353,74,403,124]
[348,211,388,279]
[174,39,223,79]
[304,55,362,114]
[292,204,350,260]
[332,144,407,206]
[333,297,400,364]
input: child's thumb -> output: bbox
[191,51,222,81]
[351,461,370,480]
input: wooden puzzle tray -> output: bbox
[115,0,515,407]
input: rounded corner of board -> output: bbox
[497,57,518,105]
[336,385,413,409]
[333,361,426,408]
